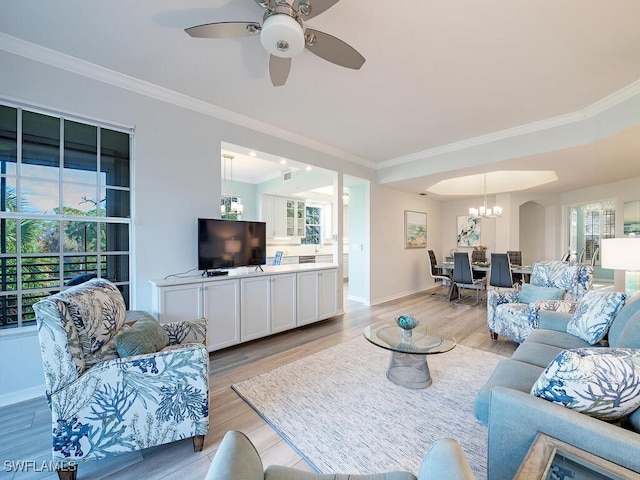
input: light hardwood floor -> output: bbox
[1,284,518,479]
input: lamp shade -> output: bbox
[601,238,640,271]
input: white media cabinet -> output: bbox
[150,263,339,352]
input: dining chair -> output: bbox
[506,250,523,284]
[578,247,586,263]
[428,249,451,298]
[453,252,486,306]
[560,251,571,262]
[591,246,599,267]
[471,249,487,263]
[489,253,514,288]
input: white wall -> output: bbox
[369,184,443,305]
[520,201,547,266]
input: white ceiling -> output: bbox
[2,0,640,197]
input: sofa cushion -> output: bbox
[609,292,640,348]
[567,292,626,344]
[532,348,640,421]
[525,329,594,350]
[511,342,564,369]
[114,316,170,357]
[473,359,544,425]
[518,284,566,304]
[537,310,572,332]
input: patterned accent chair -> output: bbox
[33,278,209,480]
[487,261,594,343]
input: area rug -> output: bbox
[231,335,504,479]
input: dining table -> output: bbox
[435,262,533,301]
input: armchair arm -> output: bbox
[418,438,476,480]
[488,387,640,480]
[162,318,207,345]
[487,289,520,330]
[205,430,264,480]
[525,299,579,330]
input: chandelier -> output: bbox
[469,174,502,218]
[221,154,244,215]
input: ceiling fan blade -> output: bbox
[269,55,291,87]
[185,22,261,39]
[304,29,365,70]
[293,0,340,20]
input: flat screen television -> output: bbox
[198,218,267,272]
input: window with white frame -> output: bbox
[0,103,133,329]
[568,202,615,265]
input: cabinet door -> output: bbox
[286,199,296,237]
[295,200,306,237]
[202,279,240,351]
[261,195,275,237]
[318,268,338,320]
[271,273,296,333]
[240,276,271,342]
[296,270,319,326]
[272,196,288,237]
[156,283,202,324]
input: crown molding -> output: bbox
[3,32,638,174]
[0,33,376,169]
[378,79,640,170]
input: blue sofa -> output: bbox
[474,291,640,479]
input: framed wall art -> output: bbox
[457,215,481,247]
[624,200,640,236]
[404,210,427,248]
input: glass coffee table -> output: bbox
[363,323,456,389]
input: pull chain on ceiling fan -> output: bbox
[185,0,365,87]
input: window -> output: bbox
[567,202,615,265]
[0,103,133,329]
[301,206,321,245]
[220,194,243,220]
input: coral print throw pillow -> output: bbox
[532,348,640,421]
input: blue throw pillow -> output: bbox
[567,291,626,344]
[532,348,640,421]
[518,283,565,304]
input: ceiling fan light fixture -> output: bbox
[260,13,305,58]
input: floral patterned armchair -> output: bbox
[33,278,209,480]
[487,261,594,343]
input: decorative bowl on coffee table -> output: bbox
[396,315,419,331]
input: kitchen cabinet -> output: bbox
[262,195,305,238]
[152,279,240,351]
[240,273,296,341]
[240,276,271,342]
[296,268,338,326]
[270,273,297,333]
[150,265,336,351]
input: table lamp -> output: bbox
[601,236,640,295]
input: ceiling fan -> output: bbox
[185,0,365,87]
